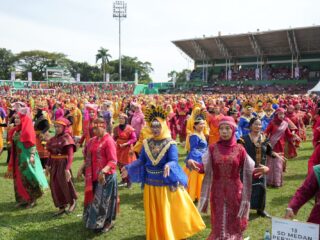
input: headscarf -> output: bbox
[217,116,237,148]
[119,112,128,130]
[55,117,72,135]
[151,117,171,141]
[273,108,285,125]
[133,104,144,120]
[185,107,208,151]
[16,110,36,146]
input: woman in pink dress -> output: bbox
[191,116,256,240]
[265,108,298,187]
[130,104,145,139]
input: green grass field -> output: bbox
[0,134,314,240]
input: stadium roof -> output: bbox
[172,26,320,61]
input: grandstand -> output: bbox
[172,25,320,93]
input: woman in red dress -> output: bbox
[46,117,77,216]
[79,118,118,233]
[113,113,137,188]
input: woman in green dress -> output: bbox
[6,108,48,208]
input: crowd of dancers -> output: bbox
[1,91,320,239]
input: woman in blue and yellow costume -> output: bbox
[121,105,205,240]
[184,106,208,202]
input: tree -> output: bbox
[0,48,15,80]
[66,60,101,82]
[168,69,191,83]
[96,47,112,82]
[15,50,67,80]
[109,56,153,83]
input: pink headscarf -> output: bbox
[217,116,237,149]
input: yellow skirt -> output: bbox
[184,167,204,202]
[144,184,205,240]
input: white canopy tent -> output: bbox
[308,80,320,94]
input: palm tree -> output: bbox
[96,47,112,82]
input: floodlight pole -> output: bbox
[113,1,127,82]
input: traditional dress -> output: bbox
[126,115,205,240]
[113,123,137,185]
[34,109,50,167]
[240,134,273,213]
[199,116,254,240]
[79,104,97,146]
[46,118,77,209]
[176,100,190,143]
[166,106,178,140]
[265,108,294,187]
[83,133,118,231]
[206,111,223,145]
[7,111,48,206]
[131,104,145,139]
[184,107,208,201]
[184,133,207,201]
[72,106,82,138]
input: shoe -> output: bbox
[257,210,271,218]
[126,182,132,189]
[53,209,66,217]
[15,202,27,208]
[101,223,114,233]
[26,201,36,209]
[118,182,127,187]
[67,201,77,213]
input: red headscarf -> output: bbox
[273,108,285,125]
[55,117,72,135]
[16,112,36,146]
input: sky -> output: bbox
[0,0,319,82]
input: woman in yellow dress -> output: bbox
[121,105,205,240]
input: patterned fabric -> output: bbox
[126,139,187,188]
[83,174,118,230]
[10,132,48,203]
[199,144,254,240]
[241,134,272,210]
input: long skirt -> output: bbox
[83,174,118,230]
[250,177,266,211]
[49,159,77,208]
[144,184,205,240]
[13,152,48,204]
[267,155,283,187]
[184,167,204,202]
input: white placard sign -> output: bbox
[76,73,80,82]
[28,72,32,82]
[11,72,15,81]
[272,217,319,240]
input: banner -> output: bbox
[186,72,191,82]
[227,69,232,80]
[28,72,32,82]
[106,73,110,82]
[134,71,138,84]
[272,217,319,240]
[76,73,80,82]
[295,66,300,79]
[255,68,260,80]
[172,72,176,88]
[11,72,15,81]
